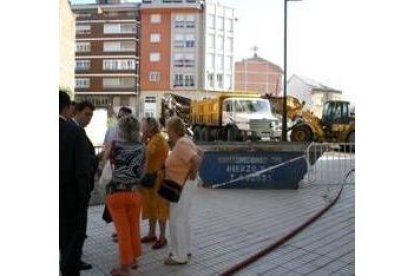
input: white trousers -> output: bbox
[168,179,195,262]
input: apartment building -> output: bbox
[71,0,140,115]
[59,0,75,95]
[139,0,235,118]
[235,54,283,97]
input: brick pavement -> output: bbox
[79,178,354,276]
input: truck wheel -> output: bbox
[193,126,202,142]
[346,131,355,152]
[226,126,238,141]
[290,125,313,142]
[201,126,210,142]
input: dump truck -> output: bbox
[161,93,282,141]
[268,96,355,144]
[190,93,282,141]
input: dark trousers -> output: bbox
[60,207,87,276]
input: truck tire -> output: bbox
[226,126,239,141]
[193,126,202,142]
[290,125,313,142]
[201,126,210,142]
[346,131,355,152]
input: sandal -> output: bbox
[141,235,157,243]
[152,238,167,250]
[110,267,130,276]
[164,256,187,265]
[169,252,192,257]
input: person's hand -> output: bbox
[189,169,197,180]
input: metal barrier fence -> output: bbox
[303,142,355,186]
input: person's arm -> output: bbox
[189,148,204,180]
[102,141,113,162]
[73,129,91,208]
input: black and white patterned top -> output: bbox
[111,140,146,185]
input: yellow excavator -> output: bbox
[268,96,355,144]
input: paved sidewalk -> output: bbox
[80,178,354,275]
[239,184,355,275]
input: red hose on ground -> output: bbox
[220,184,345,276]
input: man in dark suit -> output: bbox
[59,91,90,276]
[72,100,98,270]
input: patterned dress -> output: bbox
[141,132,170,220]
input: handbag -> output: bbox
[102,204,112,223]
[157,179,183,203]
[98,160,113,188]
[141,172,157,188]
[157,171,191,203]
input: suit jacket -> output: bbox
[59,117,90,219]
[69,119,98,192]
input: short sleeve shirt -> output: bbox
[165,137,197,185]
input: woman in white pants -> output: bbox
[163,117,203,265]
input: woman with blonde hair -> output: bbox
[103,115,146,276]
[140,117,170,249]
[163,117,203,265]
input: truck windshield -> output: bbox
[234,99,271,114]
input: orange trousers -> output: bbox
[106,191,142,266]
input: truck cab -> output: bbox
[222,98,282,140]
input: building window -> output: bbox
[207,53,214,69]
[75,78,90,88]
[149,71,160,82]
[103,59,136,70]
[225,74,232,90]
[208,14,215,29]
[103,23,136,34]
[218,54,224,70]
[208,34,215,49]
[184,53,195,67]
[103,77,136,88]
[217,73,223,88]
[174,53,195,68]
[103,41,135,52]
[150,33,160,43]
[76,42,90,52]
[174,34,185,48]
[175,14,185,28]
[151,14,161,24]
[225,18,233,32]
[143,0,152,3]
[174,74,184,87]
[185,34,195,47]
[216,35,224,50]
[174,34,195,48]
[174,74,194,87]
[184,74,195,87]
[76,24,91,35]
[150,52,160,62]
[75,60,90,70]
[217,16,224,30]
[208,72,214,87]
[173,53,184,67]
[185,14,195,28]
[225,37,233,51]
[225,56,232,71]
[144,96,157,118]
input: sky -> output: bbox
[70,0,366,102]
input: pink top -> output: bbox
[165,137,197,185]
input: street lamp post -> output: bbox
[282,0,302,142]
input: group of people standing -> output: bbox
[59,90,203,276]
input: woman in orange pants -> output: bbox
[103,115,147,276]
